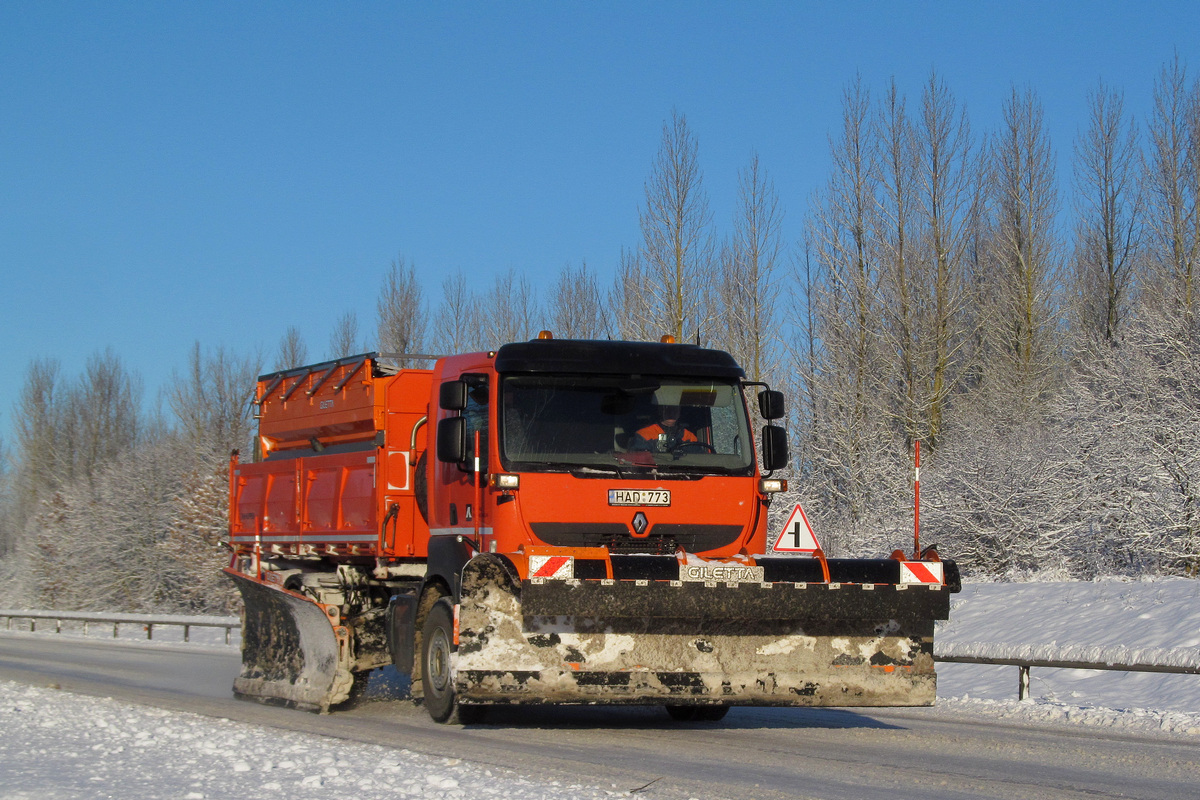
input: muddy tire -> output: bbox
[420,599,483,724]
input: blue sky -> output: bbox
[2,1,1198,438]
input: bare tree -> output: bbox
[873,79,923,446]
[275,326,308,371]
[166,343,261,458]
[609,248,658,341]
[719,153,783,380]
[788,236,822,481]
[1072,82,1144,345]
[70,348,142,482]
[376,256,428,365]
[1144,55,1199,318]
[481,267,540,347]
[428,270,483,355]
[805,75,894,535]
[916,72,975,445]
[12,358,65,528]
[549,260,607,339]
[640,110,715,342]
[328,311,365,359]
[984,85,1063,408]
[0,433,13,556]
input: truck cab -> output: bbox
[426,337,787,586]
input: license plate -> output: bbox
[679,563,765,583]
[607,489,671,506]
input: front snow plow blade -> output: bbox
[225,568,355,712]
[456,555,954,708]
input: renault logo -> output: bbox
[631,511,649,537]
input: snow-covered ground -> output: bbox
[933,578,1200,736]
[2,579,1198,798]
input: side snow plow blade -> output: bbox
[455,555,952,708]
[225,568,355,712]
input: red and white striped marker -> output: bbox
[530,555,574,580]
[899,561,943,584]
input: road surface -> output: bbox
[1,632,1196,800]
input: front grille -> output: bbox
[529,522,742,554]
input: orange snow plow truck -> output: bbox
[224,336,959,722]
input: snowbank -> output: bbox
[0,680,625,800]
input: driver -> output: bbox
[635,403,697,452]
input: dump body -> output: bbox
[224,340,958,718]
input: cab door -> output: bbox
[433,371,491,537]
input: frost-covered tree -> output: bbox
[1071,82,1143,345]
[718,153,783,381]
[166,343,260,459]
[979,86,1063,414]
[803,76,901,546]
[1144,55,1199,317]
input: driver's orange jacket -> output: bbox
[636,423,698,443]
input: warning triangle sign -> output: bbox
[772,503,821,553]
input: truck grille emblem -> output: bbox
[631,512,649,537]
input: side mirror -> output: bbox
[761,425,788,471]
[437,417,466,463]
[758,389,785,420]
[439,380,467,411]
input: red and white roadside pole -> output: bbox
[913,440,921,560]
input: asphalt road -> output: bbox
[2,632,1197,800]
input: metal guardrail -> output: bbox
[0,609,240,645]
[936,643,1200,700]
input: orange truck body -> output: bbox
[224,338,957,720]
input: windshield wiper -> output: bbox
[571,464,626,479]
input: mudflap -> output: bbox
[455,555,949,708]
[225,568,356,713]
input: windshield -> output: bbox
[500,374,754,475]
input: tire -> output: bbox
[665,704,729,722]
[695,704,729,721]
[420,599,483,724]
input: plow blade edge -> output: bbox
[225,569,355,712]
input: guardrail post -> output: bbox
[225,625,231,645]
[113,622,119,639]
[183,624,190,643]
[56,618,62,634]
[29,618,35,633]
[146,623,153,640]
[1018,665,1031,701]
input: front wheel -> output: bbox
[665,704,729,722]
[421,599,483,724]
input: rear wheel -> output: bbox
[420,599,483,724]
